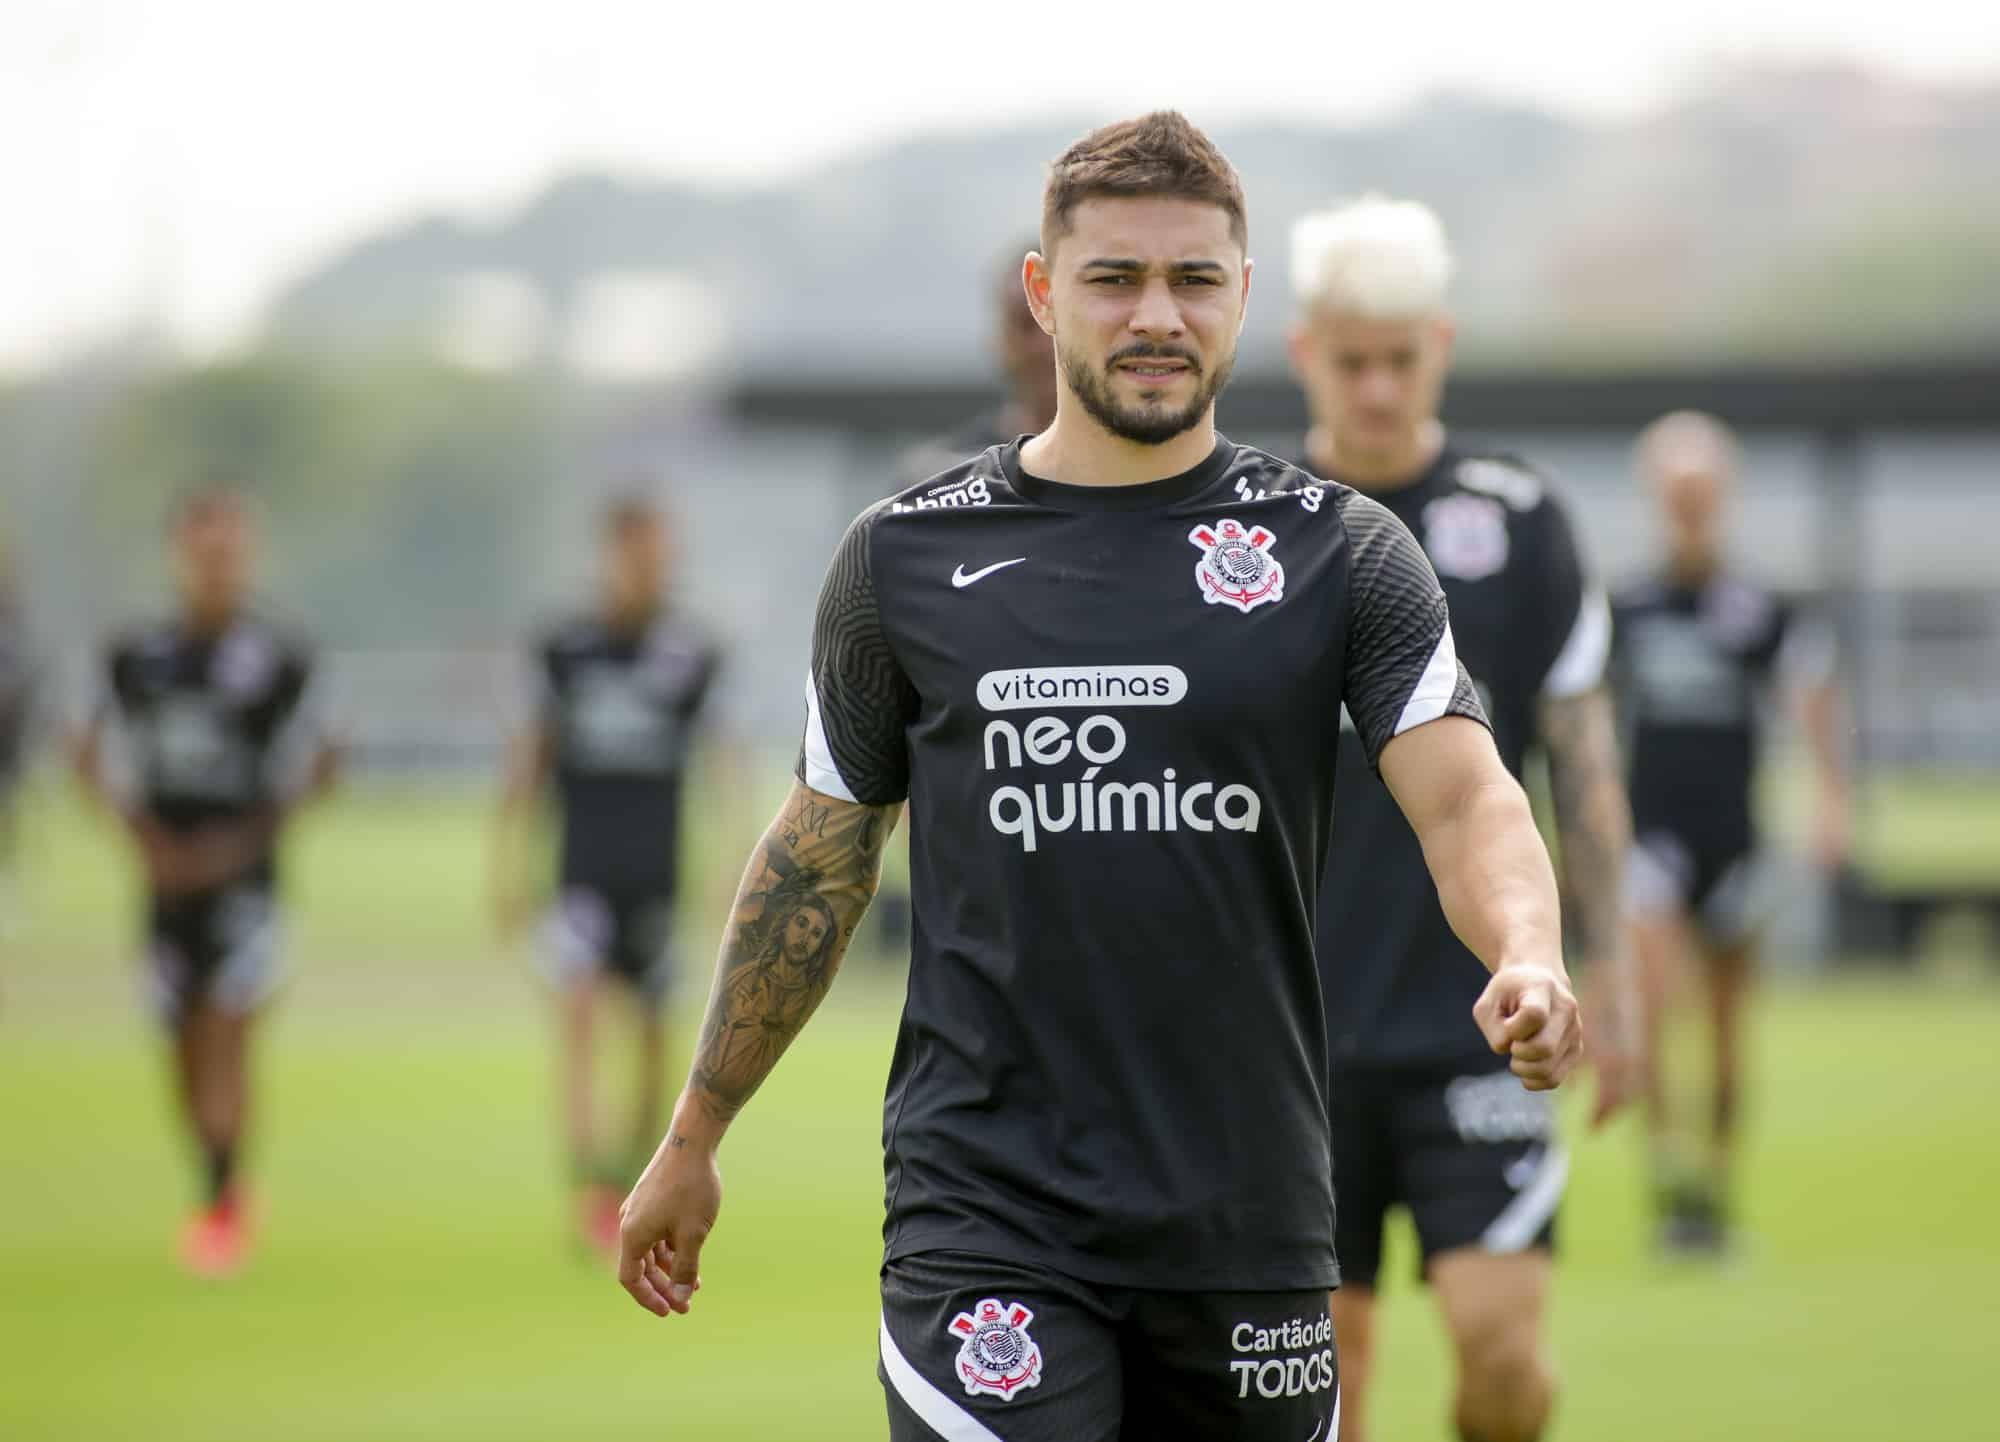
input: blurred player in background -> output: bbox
[491,495,721,1254]
[616,112,1584,1442]
[894,236,1059,485]
[1288,195,1638,1442]
[71,486,339,1276]
[1613,411,1849,1257]
[0,541,38,934]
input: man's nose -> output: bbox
[1128,277,1185,339]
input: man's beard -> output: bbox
[1061,340,1234,446]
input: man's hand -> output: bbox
[1473,964,1583,1092]
[1586,1034,1640,1127]
[617,1122,721,1318]
[1810,790,1853,874]
[1577,971,1643,1127]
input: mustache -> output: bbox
[1106,342,1201,374]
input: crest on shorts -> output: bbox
[1189,518,1285,614]
[1423,493,1509,582]
[947,1297,1044,1400]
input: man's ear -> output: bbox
[1024,252,1056,337]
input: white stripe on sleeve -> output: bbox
[879,1312,1004,1442]
[1543,587,1611,698]
[1481,1143,1570,1254]
[800,669,859,803]
[1392,621,1465,737]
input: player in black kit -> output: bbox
[895,237,1061,486]
[0,548,38,935]
[617,113,1585,1442]
[492,496,721,1253]
[71,487,339,1275]
[1286,196,1640,1442]
[1613,411,1848,1257]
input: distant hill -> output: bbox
[262,65,2000,378]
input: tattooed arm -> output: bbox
[684,782,899,1128]
[1539,685,1641,1123]
[616,781,899,1317]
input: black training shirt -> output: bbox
[796,434,1486,1290]
[93,612,322,881]
[533,611,720,895]
[1611,572,1826,852]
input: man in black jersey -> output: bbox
[492,496,721,1253]
[617,113,1584,1442]
[894,237,1060,486]
[1613,411,1848,1256]
[71,487,338,1276]
[1286,195,1639,1442]
[0,546,38,934]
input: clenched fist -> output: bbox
[1473,964,1583,1092]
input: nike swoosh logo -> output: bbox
[1306,1419,1325,1442]
[951,558,1027,588]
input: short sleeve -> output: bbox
[267,643,334,798]
[1524,493,1611,700]
[1773,598,1836,689]
[1337,491,1488,767]
[83,640,140,805]
[795,507,918,804]
[685,642,724,723]
[74,643,120,731]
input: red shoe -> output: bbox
[180,1191,252,1278]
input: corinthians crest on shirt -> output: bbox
[1189,518,1284,614]
[948,1298,1044,1400]
[1423,492,1509,582]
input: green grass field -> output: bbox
[2,783,1996,1441]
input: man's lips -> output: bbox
[1116,360,1192,380]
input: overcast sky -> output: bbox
[4,0,1996,374]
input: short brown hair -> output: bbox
[1041,111,1247,257]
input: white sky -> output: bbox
[4,0,1996,374]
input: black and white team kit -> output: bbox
[796,435,1486,1440]
[1612,571,1827,943]
[532,610,719,1003]
[1312,446,1608,1283]
[91,614,322,1025]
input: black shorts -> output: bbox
[146,883,284,1028]
[880,1249,1337,1442]
[1331,1065,1565,1289]
[540,884,678,1005]
[1627,825,1773,947]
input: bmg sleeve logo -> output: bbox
[947,1298,1044,1400]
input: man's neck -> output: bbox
[1666,552,1719,589]
[181,600,238,637]
[1307,419,1444,493]
[1019,400,1217,488]
[603,596,660,631]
